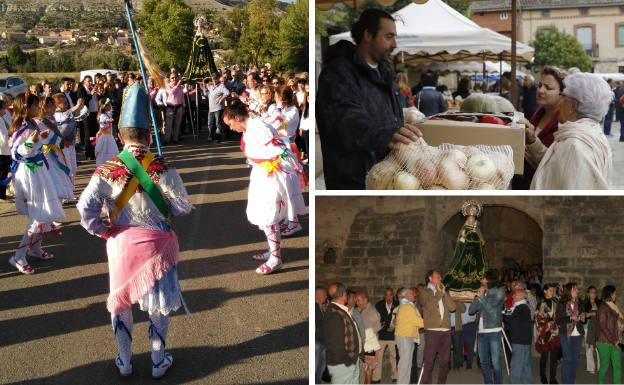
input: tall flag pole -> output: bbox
[124,0,163,156]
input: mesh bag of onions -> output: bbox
[366,138,514,190]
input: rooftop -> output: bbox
[469,0,624,12]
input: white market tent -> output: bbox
[328,0,534,64]
[424,61,526,77]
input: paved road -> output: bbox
[0,135,309,385]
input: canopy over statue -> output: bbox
[443,201,488,302]
[184,16,218,80]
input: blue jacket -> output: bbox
[469,287,505,329]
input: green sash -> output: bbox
[118,150,169,219]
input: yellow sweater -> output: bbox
[395,303,425,338]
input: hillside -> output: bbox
[0,0,240,32]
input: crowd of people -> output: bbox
[0,64,310,274]
[316,268,624,384]
[317,8,621,190]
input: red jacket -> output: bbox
[518,107,560,189]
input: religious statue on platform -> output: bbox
[184,16,218,80]
[442,201,489,302]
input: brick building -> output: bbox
[316,196,624,304]
[470,0,624,72]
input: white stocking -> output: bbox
[111,308,133,365]
[149,312,170,366]
[14,220,36,262]
[264,224,282,268]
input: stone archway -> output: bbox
[439,205,543,274]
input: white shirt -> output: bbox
[155,88,168,107]
[64,91,74,108]
[87,90,98,113]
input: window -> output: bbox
[541,9,550,17]
[580,8,589,16]
[576,26,594,56]
[500,11,508,20]
[618,25,624,47]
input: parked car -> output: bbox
[0,76,28,97]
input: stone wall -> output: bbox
[317,196,624,302]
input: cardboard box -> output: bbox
[415,119,525,175]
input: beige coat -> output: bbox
[528,118,611,190]
[419,287,457,329]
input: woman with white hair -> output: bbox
[525,69,613,189]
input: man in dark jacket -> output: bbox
[322,282,362,384]
[521,75,537,120]
[315,286,328,385]
[373,287,398,383]
[414,72,447,117]
[77,75,98,159]
[317,8,422,189]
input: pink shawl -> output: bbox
[106,226,179,315]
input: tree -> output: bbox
[214,6,249,50]
[137,0,195,72]
[277,0,308,71]
[238,0,280,67]
[531,28,593,72]
[7,43,27,69]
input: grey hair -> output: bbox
[398,287,410,300]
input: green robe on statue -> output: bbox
[443,220,488,299]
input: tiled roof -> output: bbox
[469,0,623,12]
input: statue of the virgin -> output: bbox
[442,201,488,301]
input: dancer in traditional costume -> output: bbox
[36,96,74,201]
[53,93,83,186]
[223,100,306,275]
[268,86,303,237]
[95,98,119,167]
[77,84,193,378]
[7,94,65,274]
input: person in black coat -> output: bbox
[522,75,538,121]
[77,75,98,159]
[316,8,422,189]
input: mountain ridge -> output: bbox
[0,0,243,32]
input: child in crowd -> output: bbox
[53,93,83,185]
[36,96,74,201]
[95,98,118,166]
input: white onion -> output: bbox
[366,159,400,189]
[438,149,468,168]
[437,161,470,190]
[466,154,497,181]
[391,171,422,190]
[413,158,436,188]
[460,146,481,158]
